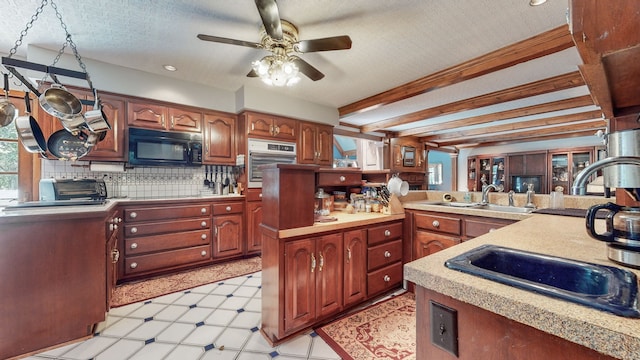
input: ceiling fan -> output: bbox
[197,0,352,85]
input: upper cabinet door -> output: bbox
[168,107,202,133]
[127,102,166,130]
[246,112,297,140]
[84,93,127,161]
[203,112,236,164]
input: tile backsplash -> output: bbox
[41,160,234,199]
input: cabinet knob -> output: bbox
[130,262,138,269]
[130,242,138,249]
[226,206,231,212]
[384,229,391,237]
[130,212,137,219]
[201,250,207,257]
[130,227,138,234]
[109,224,115,231]
[259,193,262,198]
[201,234,207,240]
[383,275,391,282]
[201,221,207,227]
[432,220,440,228]
[489,228,497,233]
[339,176,346,182]
[201,207,207,214]
[384,250,392,258]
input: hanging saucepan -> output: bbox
[83,89,111,133]
[0,74,18,127]
[39,83,82,120]
[47,128,92,161]
[59,114,86,135]
[15,92,47,154]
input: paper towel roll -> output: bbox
[90,162,125,173]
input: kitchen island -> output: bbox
[404,214,640,360]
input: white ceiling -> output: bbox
[0,0,601,148]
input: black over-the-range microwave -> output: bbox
[128,128,203,167]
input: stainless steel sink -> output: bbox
[445,245,640,317]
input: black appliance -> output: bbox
[39,178,108,201]
[128,128,202,167]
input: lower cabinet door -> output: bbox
[343,229,367,307]
[315,233,343,319]
[414,230,461,260]
[213,214,243,258]
[284,239,316,334]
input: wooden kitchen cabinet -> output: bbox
[413,212,462,259]
[367,221,403,297]
[203,111,237,164]
[390,136,424,172]
[246,188,263,254]
[212,201,244,258]
[548,147,594,194]
[243,111,297,140]
[343,229,367,307]
[507,151,547,193]
[299,121,333,166]
[127,100,202,132]
[120,203,213,280]
[284,233,343,334]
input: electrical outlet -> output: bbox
[430,300,458,356]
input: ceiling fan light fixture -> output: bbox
[252,55,301,87]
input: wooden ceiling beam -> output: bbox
[339,25,574,118]
[397,95,596,137]
[419,110,603,141]
[454,129,603,148]
[360,71,586,133]
[434,120,604,147]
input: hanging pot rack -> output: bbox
[2,0,110,161]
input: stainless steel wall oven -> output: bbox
[247,138,297,188]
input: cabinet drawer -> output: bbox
[368,239,402,271]
[415,213,461,236]
[465,218,514,238]
[125,229,211,255]
[317,172,362,186]
[124,245,212,275]
[124,218,210,237]
[367,262,402,297]
[124,204,210,222]
[368,222,403,246]
[246,188,263,202]
[212,202,243,215]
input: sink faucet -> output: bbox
[481,183,503,205]
[525,183,536,209]
[508,190,515,207]
[571,156,640,195]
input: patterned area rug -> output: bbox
[111,256,262,307]
[316,292,416,360]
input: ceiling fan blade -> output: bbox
[247,69,258,77]
[197,34,262,49]
[255,0,283,40]
[292,58,325,81]
[296,36,352,53]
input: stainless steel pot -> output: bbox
[15,92,47,154]
[83,90,111,133]
[47,129,91,161]
[605,128,640,188]
[39,83,82,120]
[0,74,17,127]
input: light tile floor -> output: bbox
[26,271,342,360]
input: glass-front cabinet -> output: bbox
[468,155,505,192]
[548,148,593,194]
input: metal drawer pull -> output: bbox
[201,250,207,257]
[339,176,346,182]
[109,224,115,231]
[201,234,207,240]
[130,262,138,269]
[384,275,391,282]
[319,252,324,272]
[432,220,440,228]
[226,206,231,212]
[113,224,118,230]
[201,221,207,227]
[201,207,207,214]
[130,227,138,234]
[311,253,316,273]
[130,242,138,249]
[489,228,497,232]
[130,212,137,219]
[347,248,351,263]
[384,251,391,258]
[384,229,391,237]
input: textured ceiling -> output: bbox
[0,0,602,148]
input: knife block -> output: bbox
[388,193,404,215]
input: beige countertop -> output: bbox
[278,211,405,238]
[402,200,532,220]
[404,214,640,360]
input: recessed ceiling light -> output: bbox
[529,0,547,5]
[163,64,177,72]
